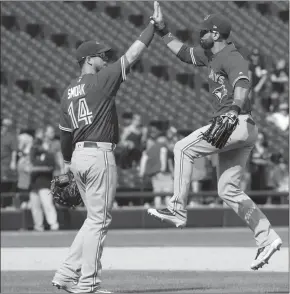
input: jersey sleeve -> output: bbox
[224,52,250,88]
[59,98,72,132]
[177,44,208,66]
[97,55,130,96]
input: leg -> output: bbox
[76,149,117,291]
[29,191,44,231]
[168,124,217,218]
[39,188,59,230]
[217,146,282,270]
[217,147,280,248]
[148,124,219,226]
[54,166,87,281]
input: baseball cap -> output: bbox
[200,14,231,37]
[76,41,112,62]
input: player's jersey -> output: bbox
[59,57,128,145]
[185,43,251,117]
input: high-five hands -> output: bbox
[151,1,166,31]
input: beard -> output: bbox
[200,37,214,50]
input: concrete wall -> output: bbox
[1,206,288,230]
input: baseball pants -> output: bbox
[168,114,280,248]
[57,142,117,291]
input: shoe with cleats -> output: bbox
[52,274,78,292]
[251,238,282,270]
[147,208,186,228]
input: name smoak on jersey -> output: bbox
[68,84,85,99]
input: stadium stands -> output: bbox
[1,1,288,160]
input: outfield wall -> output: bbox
[1,206,288,231]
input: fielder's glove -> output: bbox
[202,111,239,149]
[51,171,82,208]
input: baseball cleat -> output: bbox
[251,238,282,270]
[147,208,186,228]
[52,274,78,292]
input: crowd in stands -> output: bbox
[249,49,289,132]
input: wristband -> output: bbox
[162,32,177,45]
[156,25,170,37]
[229,104,241,115]
[137,22,155,47]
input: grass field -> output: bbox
[1,228,288,293]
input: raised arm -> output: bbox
[124,21,155,66]
[124,2,161,67]
[151,1,207,66]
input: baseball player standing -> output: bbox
[148,2,282,271]
[52,5,157,293]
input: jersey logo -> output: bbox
[212,85,228,103]
[209,69,225,85]
[68,84,85,99]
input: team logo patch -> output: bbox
[212,85,228,103]
[204,14,211,20]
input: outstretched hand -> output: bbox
[152,1,166,30]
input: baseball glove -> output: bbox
[202,112,239,149]
[51,171,82,208]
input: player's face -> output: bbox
[90,52,111,71]
[90,56,108,71]
[199,30,215,49]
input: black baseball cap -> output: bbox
[200,14,231,36]
[76,41,111,62]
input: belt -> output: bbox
[75,141,116,151]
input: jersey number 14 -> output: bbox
[68,98,93,129]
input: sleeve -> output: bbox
[177,44,208,66]
[60,130,73,163]
[59,99,72,132]
[224,52,250,88]
[97,55,130,96]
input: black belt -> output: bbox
[75,141,116,150]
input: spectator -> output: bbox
[43,125,63,175]
[188,156,213,207]
[270,153,289,193]
[121,112,133,128]
[266,102,289,131]
[139,124,173,208]
[1,118,17,181]
[28,134,59,231]
[118,114,146,168]
[259,79,275,112]
[16,130,34,208]
[250,131,272,204]
[270,59,288,96]
[248,49,268,93]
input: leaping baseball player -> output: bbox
[52,4,158,293]
[148,2,282,271]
